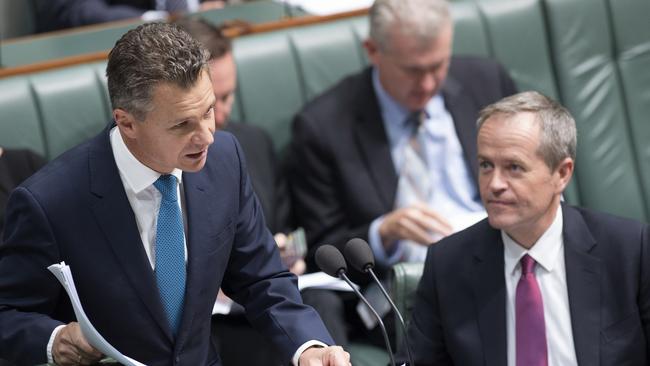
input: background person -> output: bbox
[289,0,516,347]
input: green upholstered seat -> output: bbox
[0,77,47,156]
[30,63,110,159]
[0,0,36,39]
[450,0,490,57]
[1,23,144,68]
[391,262,425,355]
[544,0,647,221]
[233,30,305,153]
[607,0,650,217]
[199,0,290,26]
[290,19,365,100]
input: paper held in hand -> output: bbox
[48,262,146,366]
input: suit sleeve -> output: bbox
[218,135,334,361]
[0,187,66,365]
[401,245,453,366]
[288,111,371,273]
[34,0,145,32]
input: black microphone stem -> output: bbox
[367,267,415,366]
[338,271,396,366]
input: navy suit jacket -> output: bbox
[404,204,650,366]
[0,127,332,365]
[34,0,211,32]
[289,56,517,276]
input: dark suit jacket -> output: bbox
[404,204,650,366]
[225,122,292,234]
[34,0,211,32]
[0,149,46,235]
[34,0,153,32]
[289,56,517,275]
[0,127,332,365]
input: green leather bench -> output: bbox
[1,0,649,364]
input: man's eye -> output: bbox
[204,106,214,118]
[479,161,492,170]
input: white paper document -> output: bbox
[297,271,358,292]
[48,262,146,366]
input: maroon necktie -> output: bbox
[516,255,548,366]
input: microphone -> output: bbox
[344,238,415,366]
[314,245,397,366]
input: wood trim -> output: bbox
[0,8,368,79]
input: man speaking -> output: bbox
[0,23,349,366]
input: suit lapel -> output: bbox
[472,226,508,366]
[442,76,480,189]
[88,127,173,341]
[563,205,600,365]
[352,69,398,210]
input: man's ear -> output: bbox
[113,108,138,139]
[554,157,574,194]
[363,38,380,66]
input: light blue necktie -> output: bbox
[395,111,433,262]
[154,174,186,336]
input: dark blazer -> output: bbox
[0,149,46,235]
[225,122,292,234]
[0,127,332,365]
[289,56,517,274]
[34,0,154,32]
[404,204,650,366]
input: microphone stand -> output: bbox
[366,267,415,366]
[337,270,396,366]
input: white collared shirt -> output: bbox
[503,205,578,366]
[110,127,187,268]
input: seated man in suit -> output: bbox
[0,23,349,366]
[404,91,650,366]
[0,147,46,236]
[289,0,516,346]
[175,17,303,366]
[34,0,225,32]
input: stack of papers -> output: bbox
[48,262,145,366]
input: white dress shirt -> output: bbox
[503,205,578,366]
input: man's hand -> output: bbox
[52,322,103,365]
[299,346,351,366]
[379,202,453,250]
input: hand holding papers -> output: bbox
[48,262,146,366]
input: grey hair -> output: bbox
[369,0,451,52]
[106,22,210,120]
[477,91,577,170]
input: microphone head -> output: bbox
[344,238,375,272]
[315,245,347,278]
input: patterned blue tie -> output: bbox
[153,174,186,336]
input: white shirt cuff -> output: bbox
[292,340,328,366]
[369,216,404,267]
[47,325,66,364]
